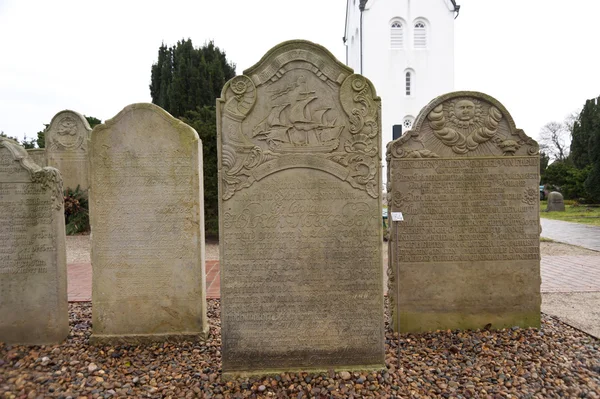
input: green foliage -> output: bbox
[63,186,90,235]
[36,124,49,148]
[0,131,19,142]
[0,131,36,148]
[543,161,591,201]
[150,39,236,118]
[571,97,600,169]
[85,116,102,129]
[539,151,550,179]
[150,39,236,237]
[181,106,219,237]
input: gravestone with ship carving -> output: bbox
[0,137,68,344]
[386,91,541,333]
[218,40,384,374]
[89,103,207,343]
[46,110,92,191]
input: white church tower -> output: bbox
[344,0,460,149]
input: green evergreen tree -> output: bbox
[150,39,236,237]
[85,116,102,129]
[571,97,600,169]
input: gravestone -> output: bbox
[46,110,91,191]
[218,40,384,374]
[0,137,68,344]
[89,103,207,343]
[26,148,47,167]
[546,191,565,212]
[387,91,541,333]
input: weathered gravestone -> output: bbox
[218,40,384,374]
[26,148,47,167]
[386,91,541,333]
[546,191,565,212]
[46,110,91,191]
[0,137,68,344]
[89,103,207,343]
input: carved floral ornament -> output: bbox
[220,67,381,200]
[387,93,539,159]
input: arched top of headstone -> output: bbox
[218,39,381,200]
[0,137,63,210]
[243,39,354,86]
[387,91,539,160]
[46,110,92,152]
[93,103,199,144]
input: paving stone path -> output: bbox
[541,218,600,251]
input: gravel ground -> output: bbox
[1,300,598,399]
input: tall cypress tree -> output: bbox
[571,97,600,169]
[149,39,236,236]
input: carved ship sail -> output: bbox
[252,93,343,153]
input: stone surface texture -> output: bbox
[218,40,384,374]
[26,148,47,167]
[546,191,565,212]
[45,110,91,192]
[89,103,207,343]
[386,91,541,333]
[0,137,68,344]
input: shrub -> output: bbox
[63,186,90,235]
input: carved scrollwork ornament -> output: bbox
[224,75,257,120]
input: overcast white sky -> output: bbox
[1,0,599,145]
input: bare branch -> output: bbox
[539,121,570,162]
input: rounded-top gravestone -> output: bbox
[45,110,92,191]
[546,191,565,212]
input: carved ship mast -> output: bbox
[252,90,343,153]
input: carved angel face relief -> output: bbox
[427,98,503,154]
[454,100,475,121]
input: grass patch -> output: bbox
[540,200,600,226]
[540,237,555,243]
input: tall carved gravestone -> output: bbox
[46,110,92,191]
[387,92,541,333]
[218,40,384,374]
[0,137,68,344]
[89,103,207,343]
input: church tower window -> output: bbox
[414,21,427,48]
[390,20,404,49]
[405,72,411,96]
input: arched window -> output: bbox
[403,117,414,130]
[405,72,411,96]
[390,20,403,49]
[414,21,427,48]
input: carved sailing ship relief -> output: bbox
[252,76,344,153]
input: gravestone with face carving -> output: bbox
[386,91,541,333]
[0,137,68,344]
[218,40,384,374]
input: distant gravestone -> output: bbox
[387,91,541,333]
[46,110,91,191]
[218,40,384,374]
[546,191,565,212]
[26,148,47,167]
[0,137,68,344]
[89,103,207,344]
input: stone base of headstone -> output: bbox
[89,332,207,345]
